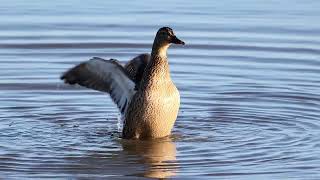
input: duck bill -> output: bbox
[171,36,185,45]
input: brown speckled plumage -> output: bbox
[61,27,185,139]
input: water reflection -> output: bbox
[59,136,178,179]
[120,137,178,179]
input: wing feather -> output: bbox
[124,53,150,86]
[61,57,136,114]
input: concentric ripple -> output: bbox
[1,0,320,179]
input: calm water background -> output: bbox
[0,0,320,179]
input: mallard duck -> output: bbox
[61,27,185,139]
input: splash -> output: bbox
[116,113,123,133]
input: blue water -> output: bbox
[0,0,320,179]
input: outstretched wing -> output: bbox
[61,57,136,114]
[124,53,150,86]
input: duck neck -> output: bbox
[151,42,169,59]
[140,43,171,90]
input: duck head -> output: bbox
[152,27,185,57]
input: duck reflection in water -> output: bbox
[61,136,178,179]
[120,137,178,178]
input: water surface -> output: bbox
[1,0,320,179]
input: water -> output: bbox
[1,0,320,179]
